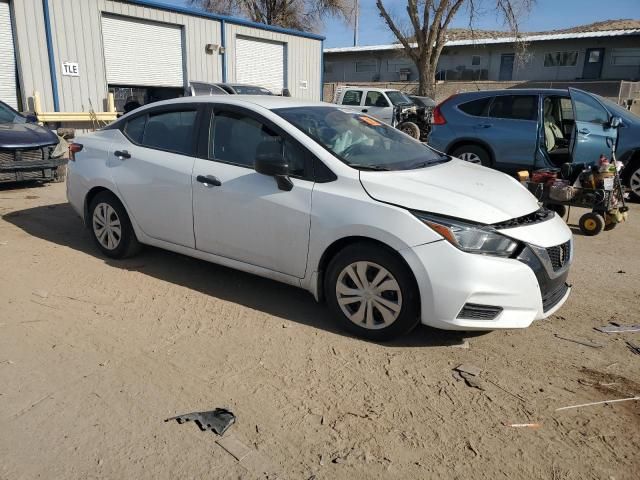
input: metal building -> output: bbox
[1,0,324,121]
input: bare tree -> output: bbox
[375,0,534,97]
[190,0,353,32]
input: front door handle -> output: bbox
[114,150,131,159]
[578,128,590,135]
[196,175,222,187]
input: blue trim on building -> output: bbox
[220,19,227,83]
[41,0,60,111]
[320,40,324,100]
[127,0,325,41]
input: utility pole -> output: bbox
[353,0,359,46]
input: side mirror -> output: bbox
[25,114,38,123]
[254,142,293,191]
[609,116,622,129]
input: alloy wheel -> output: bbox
[335,261,403,330]
[630,167,640,197]
[458,152,482,164]
[92,202,122,250]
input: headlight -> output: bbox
[414,212,519,257]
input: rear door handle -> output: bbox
[114,150,131,159]
[196,175,222,187]
[578,128,590,135]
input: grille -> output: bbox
[543,283,569,312]
[546,241,571,271]
[0,149,45,164]
[493,208,553,229]
[457,303,503,320]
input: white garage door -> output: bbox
[102,15,184,87]
[0,1,18,109]
[235,37,285,94]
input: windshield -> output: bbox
[0,102,24,124]
[385,91,412,106]
[233,85,273,95]
[273,106,447,170]
[598,95,640,123]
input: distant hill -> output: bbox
[442,19,640,41]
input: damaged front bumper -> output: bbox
[0,156,67,183]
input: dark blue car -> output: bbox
[0,100,66,184]
[428,88,640,200]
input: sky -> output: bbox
[156,0,640,48]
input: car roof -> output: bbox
[131,95,330,112]
[453,88,570,98]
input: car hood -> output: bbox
[359,159,540,224]
[0,122,59,149]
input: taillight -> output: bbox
[68,143,83,161]
[432,106,446,125]
[431,94,457,126]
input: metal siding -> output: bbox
[11,0,54,111]
[225,23,321,101]
[0,1,17,108]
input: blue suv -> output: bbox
[428,88,640,200]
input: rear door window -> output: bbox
[488,95,538,121]
[458,97,491,117]
[124,115,146,143]
[341,90,363,106]
[140,110,198,155]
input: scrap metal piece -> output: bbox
[594,324,640,333]
[626,341,640,356]
[554,334,605,348]
[165,408,236,435]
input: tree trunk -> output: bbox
[417,64,436,98]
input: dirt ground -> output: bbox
[0,181,639,480]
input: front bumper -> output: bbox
[402,237,571,331]
[0,157,67,183]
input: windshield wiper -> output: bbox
[407,156,450,169]
[348,164,391,171]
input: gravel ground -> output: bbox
[0,181,639,480]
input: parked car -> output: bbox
[67,96,573,340]
[0,101,66,184]
[428,88,640,200]
[190,81,273,96]
[333,86,431,140]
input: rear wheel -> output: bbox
[548,204,567,218]
[89,191,141,258]
[451,145,491,167]
[325,243,420,341]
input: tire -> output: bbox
[397,121,421,139]
[548,204,567,218]
[88,191,141,258]
[604,221,617,231]
[626,162,640,202]
[579,212,604,236]
[451,144,491,167]
[325,242,420,341]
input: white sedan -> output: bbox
[66,96,573,340]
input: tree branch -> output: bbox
[375,0,418,61]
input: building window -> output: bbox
[387,60,412,72]
[611,48,640,66]
[355,61,376,72]
[544,51,578,67]
[323,62,333,74]
[471,55,481,66]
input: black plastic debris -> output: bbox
[165,408,236,435]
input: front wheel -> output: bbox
[579,212,604,236]
[397,121,421,139]
[627,163,640,202]
[325,243,420,341]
